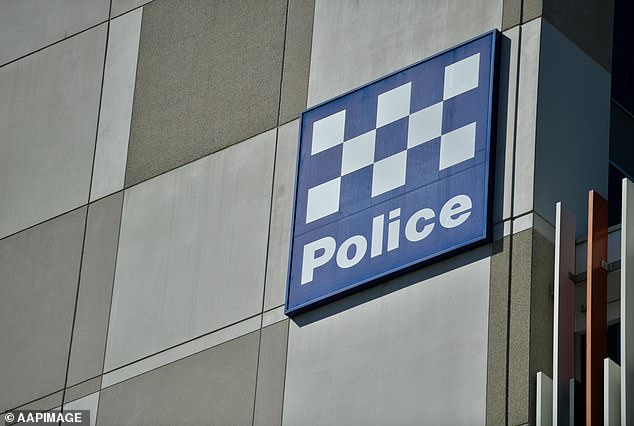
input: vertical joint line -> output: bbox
[60,0,113,415]
[505,1,524,423]
[252,0,291,424]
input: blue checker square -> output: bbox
[374,117,409,161]
[286,31,500,315]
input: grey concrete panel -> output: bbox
[507,229,534,426]
[533,20,610,237]
[278,0,315,124]
[0,208,86,412]
[265,121,299,310]
[543,0,614,71]
[68,193,124,386]
[487,236,511,425]
[105,131,275,371]
[64,392,99,426]
[125,0,287,187]
[254,321,289,426]
[97,331,260,426]
[307,0,503,106]
[0,25,106,239]
[111,0,153,18]
[283,248,491,426]
[64,378,102,405]
[494,26,519,224]
[512,18,541,219]
[90,9,143,202]
[7,391,64,415]
[502,0,522,30]
[0,0,108,66]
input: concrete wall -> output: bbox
[0,0,615,424]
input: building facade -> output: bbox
[0,0,631,425]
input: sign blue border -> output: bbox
[285,30,500,316]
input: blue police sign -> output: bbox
[286,31,499,315]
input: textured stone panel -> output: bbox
[278,0,316,124]
[487,236,511,425]
[125,0,287,186]
[507,229,533,425]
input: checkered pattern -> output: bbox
[305,53,481,224]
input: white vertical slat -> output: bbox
[553,202,575,425]
[537,372,553,426]
[622,178,634,426]
[605,358,621,426]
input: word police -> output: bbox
[301,194,472,284]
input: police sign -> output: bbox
[286,31,499,315]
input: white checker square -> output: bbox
[407,102,443,148]
[311,110,346,155]
[371,151,407,197]
[443,53,480,100]
[376,82,412,128]
[341,130,376,175]
[306,177,341,223]
[439,122,476,170]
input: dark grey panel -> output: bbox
[278,0,315,124]
[0,208,86,412]
[543,0,614,71]
[486,236,511,425]
[67,193,123,386]
[254,320,289,426]
[610,103,634,177]
[97,331,260,426]
[533,19,610,237]
[125,0,287,187]
[502,0,522,30]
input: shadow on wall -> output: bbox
[293,244,492,326]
